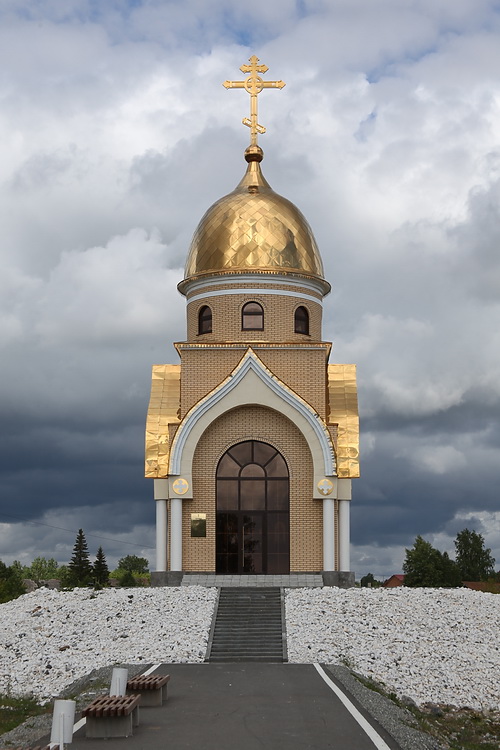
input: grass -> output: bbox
[354,674,500,750]
[415,705,500,750]
[0,694,49,736]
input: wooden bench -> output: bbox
[1,746,59,750]
[126,674,170,706]
[82,694,141,738]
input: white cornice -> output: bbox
[184,273,327,298]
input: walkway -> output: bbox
[181,573,324,587]
[65,663,401,750]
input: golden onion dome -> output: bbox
[180,146,328,292]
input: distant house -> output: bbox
[383,574,405,588]
[462,581,500,593]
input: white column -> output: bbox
[338,499,350,571]
[155,500,168,572]
[323,497,335,571]
[170,497,183,571]
[154,479,169,573]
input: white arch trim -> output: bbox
[169,349,336,490]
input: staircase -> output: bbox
[207,587,286,662]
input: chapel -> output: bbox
[145,57,359,586]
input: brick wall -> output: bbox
[185,287,323,342]
[181,405,323,572]
[179,347,328,418]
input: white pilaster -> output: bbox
[154,479,169,573]
[170,497,183,571]
[338,499,350,571]
[322,497,335,571]
[155,500,168,572]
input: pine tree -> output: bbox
[455,529,495,581]
[93,546,109,589]
[67,529,93,587]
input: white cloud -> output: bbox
[408,445,467,475]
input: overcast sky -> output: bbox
[1,0,499,578]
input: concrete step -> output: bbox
[207,587,286,663]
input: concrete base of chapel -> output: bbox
[150,571,184,587]
[322,571,355,588]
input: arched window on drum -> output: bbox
[242,301,264,330]
[294,305,309,335]
[198,305,212,334]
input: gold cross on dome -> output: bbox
[223,56,285,146]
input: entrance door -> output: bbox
[216,440,290,574]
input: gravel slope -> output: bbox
[285,587,499,711]
[0,585,498,713]
[0,586,217,702]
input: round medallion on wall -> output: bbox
[172,478,189,495]
[317,478,334,496]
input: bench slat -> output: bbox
[82,694,140,718]
[126,675,170,691]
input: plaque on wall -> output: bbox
[191,513,207,537]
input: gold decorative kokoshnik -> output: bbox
[223,55,285,146]
[327,364,360,478]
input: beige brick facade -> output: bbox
[186,287,323,342]
[178,346,329,419]
[182,404,322,572]
[145,151,359,576]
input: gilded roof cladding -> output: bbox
[327,364,360,479]
[183,152,325,284]
[145,365,181,478]
[145,360,359,480]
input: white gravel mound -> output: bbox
[285,587,500,711]
[1,586,498,712]
[0,587,217,702]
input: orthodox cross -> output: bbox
[223,56,285,146]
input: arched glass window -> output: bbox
[216,440,290,574]
[198,305,212,334]
[294,306,309,335]
[242,301,264,330]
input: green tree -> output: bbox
[403,536,461,588]
[439,551,462,587]
[360,573,379,587]
[0,560,26,603]
[119,570,137,587]
[93,547,109,589]
[58,565,71,589]
[10,560,28,578]
[117,555,149,574]
[455,528,495,581]
[28,557,59,584]
[67,529,93,587]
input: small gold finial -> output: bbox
[223,55,285,147]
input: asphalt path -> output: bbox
[63,663,402,750]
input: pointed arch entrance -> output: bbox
[216,440,290,574]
